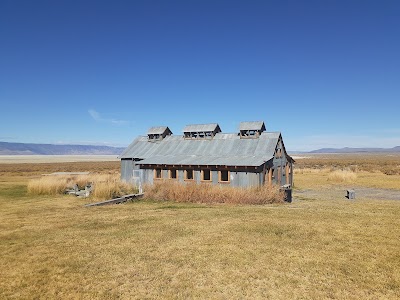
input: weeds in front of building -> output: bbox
[27,174,137,200]
[28,175,284,204]
[143,181,284,204]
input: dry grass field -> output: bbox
[1,154,400,299]
[294,153,400,190]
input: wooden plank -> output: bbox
[84,193,144,207]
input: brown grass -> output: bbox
[27,174,137,200]
[144,181,284,204]
[1,177,400,299]
[294,154,400,190]
[0,161,120,177]
[327,169,357,183]
[1,161,400,298]
[295,153,400,175]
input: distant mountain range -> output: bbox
[0,142,125,155]
[309,146,400,154]
[2,141,400,156]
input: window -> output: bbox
[202,169,211,181]
[240,130,259,138]
[185,169,194,180]
[275,148,282,158]
[185,131,213,139]
[170,169,177,179]
[219,170,230,182]
[267,168,273,185]
[154,168,162,179]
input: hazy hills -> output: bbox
[0,142,125,155]
[2,141,400,156]
[309,146,400,154]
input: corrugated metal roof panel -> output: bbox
[255,132,280,156]
[213,133,238,139]
[120,131,281,166]
[182,123,220,132]
[239,121,266,131]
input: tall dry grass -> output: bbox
[143,181,284,205]
[27,174,137,200]
[294,167,331,174]
[327,170,357,183]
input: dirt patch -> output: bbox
[294,187,400,201]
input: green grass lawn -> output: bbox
[1,177,400,299]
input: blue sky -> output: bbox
[1,0,399,151]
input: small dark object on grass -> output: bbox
[347,190,355,199]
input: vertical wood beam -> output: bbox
[286,163,289,185]
[268,168,272,186]
[278,167,281,185]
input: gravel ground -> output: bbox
[294,186,400,201]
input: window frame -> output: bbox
[218,170,230,183]
[154,168,162,179]
[201,169,212,182]
[184,169,194,181]
[169,169,177,180]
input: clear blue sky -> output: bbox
[1,0,399,151]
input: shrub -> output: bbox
[143,181,284,205]
[327,170,357,183]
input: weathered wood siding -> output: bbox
[271,137,293,186]
[123,166,265,188]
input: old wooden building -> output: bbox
[120,121,294,188]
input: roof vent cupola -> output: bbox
[239,121,266,138]
[183,123,221,139]
[147,126,172,140]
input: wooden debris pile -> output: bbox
[65,183,93,198]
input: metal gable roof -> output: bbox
[120,131,282,167]
[239,121,266,131]
[182,123,220,132]
[147,126,171,135]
